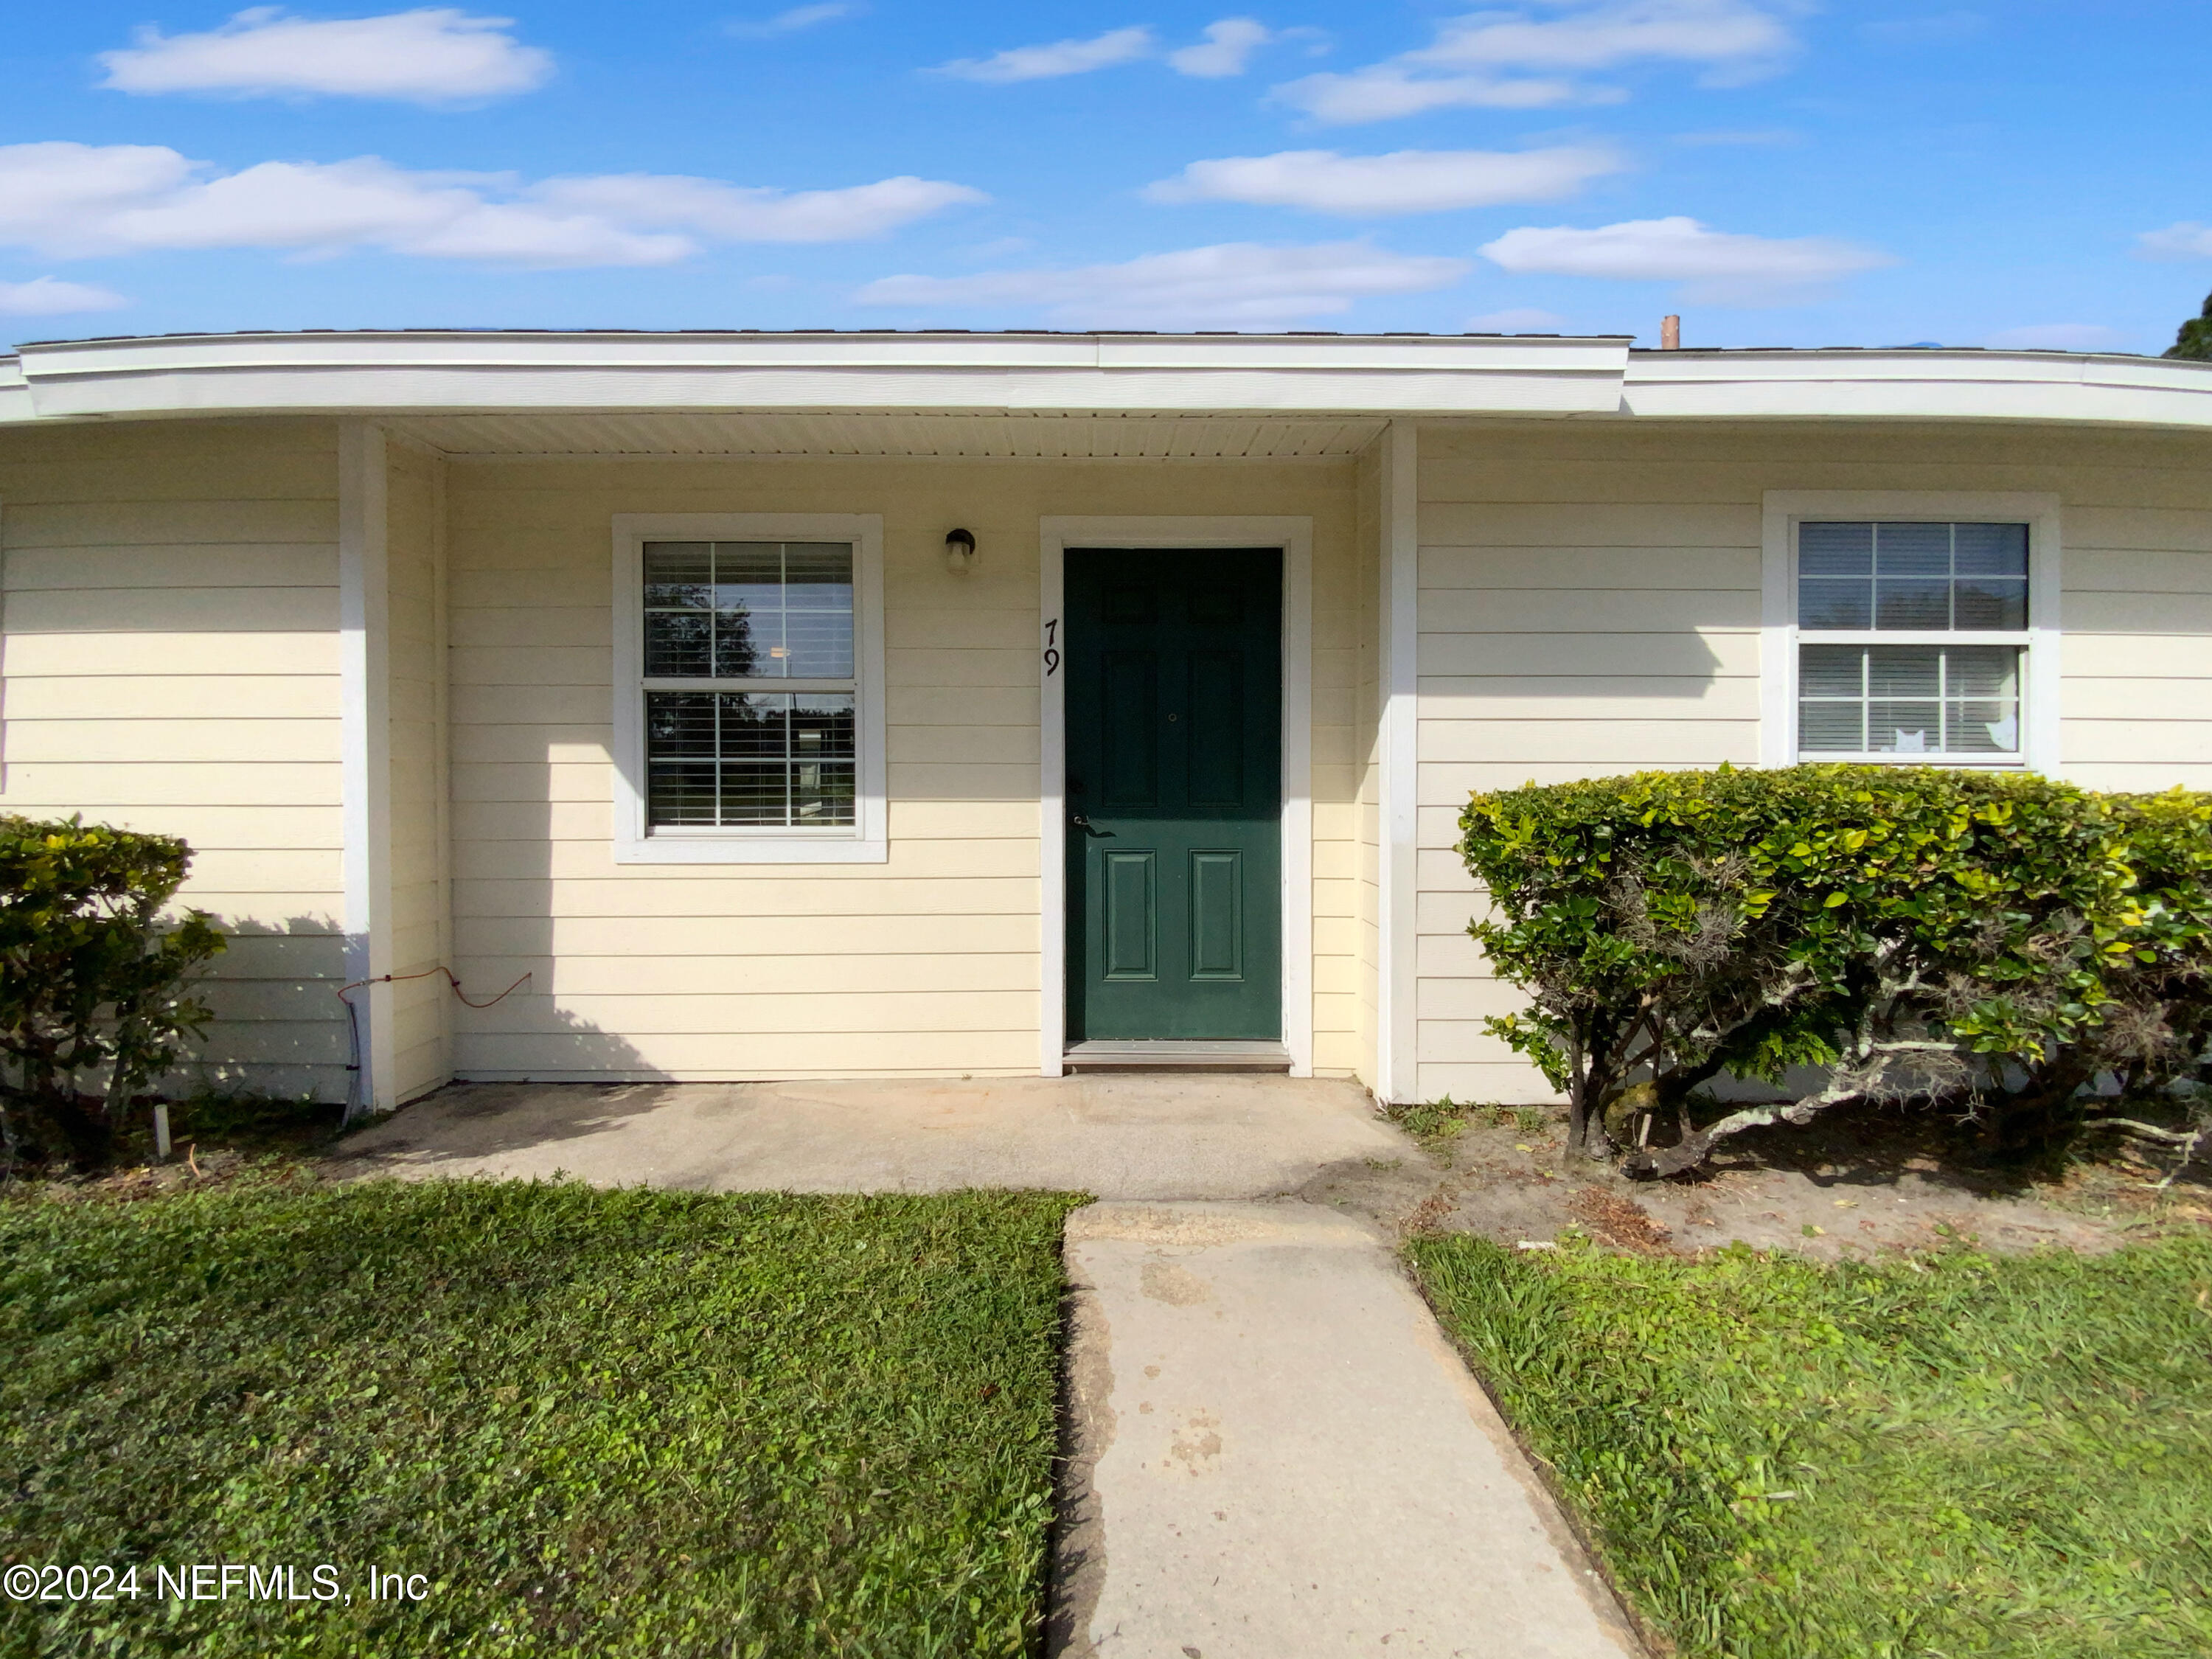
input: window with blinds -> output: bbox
[640,540,857,827]
[1795,521,2028,760]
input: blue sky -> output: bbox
[1,2,2207,351]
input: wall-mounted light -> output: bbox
[945,527,978,574]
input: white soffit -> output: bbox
[1624,348,2212,428]
[379,410,1389,459]
[7,330,1631,420]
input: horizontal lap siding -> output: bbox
[1412,422,2212,1105]
[446,456,1360,1082]
[0,420,346,1101]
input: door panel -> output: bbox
[1189,850,1244,980]
[1103,852,1157,980]
[1065,547,1281,1042]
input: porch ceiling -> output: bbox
[380,409,1390,460]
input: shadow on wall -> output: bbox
[186,912,661,1105]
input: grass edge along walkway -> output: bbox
[1,1175,1086,1658]
[1407,1231,2212,1659]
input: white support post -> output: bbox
[1375,420,1421,1106]
[338,421,396,1118]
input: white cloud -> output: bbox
[97,7,553,104]
[1984,324,2124,352]
[1273,67,1596,122]
[0,276,130,316]
[1146,145,1625,216]
[937,27,1155,83]
[726,4,859,39]
[1169,18,1273,77]
[2138,223,2212,261]
[0,142,982,268]
[1480,215,1893,305]
[538,174,986,243]
[1275,0,1803,123]
[1468,306,1567,330]
[855,240,1469,328]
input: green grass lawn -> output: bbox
[1408,1232,2212,1659]
[1,1174,1084,1658]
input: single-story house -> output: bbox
[0,329,2207,1115]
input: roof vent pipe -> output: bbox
[1660,314,1681,350]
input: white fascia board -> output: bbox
[1625,349,2212,428]
[13,331,1631,419]
[0,357,34,423]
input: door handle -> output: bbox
[1070,813,1113,838]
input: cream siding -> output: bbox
[445,456,1361,1082]
[0,419,347,1100]
[1413,421,2212,1105]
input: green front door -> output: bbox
[1064,547,1282,1042]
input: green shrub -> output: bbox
[0,815,224,1169]
[1457,767,2212,1170]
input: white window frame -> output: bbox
[1760,491,2062,775]
[611,512,886,863]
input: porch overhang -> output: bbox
[0,328,1630,423]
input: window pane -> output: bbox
[717,692,788,757]
[644,543,712,609]
[1874,522,1951,576]
[784,543,855,608]
[1953,578,2027,629]
[1954,523,2028,577]
[712,543,784,616]
[793,762,857,825]
[1799,578,1872,630]
[644,612,713,678]
[1875,578,1951,629]
[1798,700,1866,753]
[647,761,720,827]
[1798,645,1865,698]
[645,691,716,756]
[1798,522,1873,575]
[1949,701,2016,754]
[783,609,854,678]
[712,609,764,678]
[1866,647,1941,698]
[1944,645,2019,699]
[791,695,856,759]
[717,762,789,824]
[1868,702,1941,752]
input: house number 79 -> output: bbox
[1043,618,1060,676]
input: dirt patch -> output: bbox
[1568,1186,1673,1252]
[1307,1099,2212,1260]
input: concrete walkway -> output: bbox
[335,1075,1403,1199]
[1055,1201,1642,1659]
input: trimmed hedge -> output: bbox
[0,816,223,1169]
[1457,766,2212,1169]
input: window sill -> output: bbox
[614,833,888,866]
[1796,753,2025,768]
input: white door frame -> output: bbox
[1039,515,1315,1078]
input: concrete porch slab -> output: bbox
[334,1075,1408,1200]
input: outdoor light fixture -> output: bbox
[945,527,978,574]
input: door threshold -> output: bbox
[1063,1039,1292,1074]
